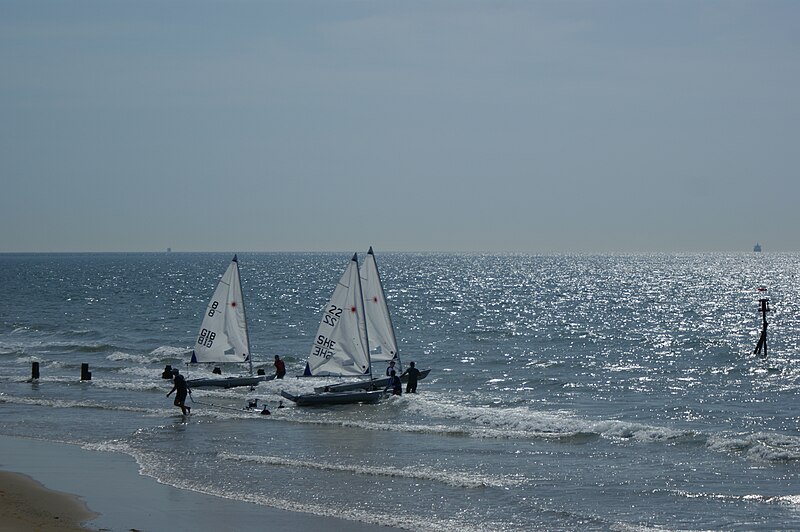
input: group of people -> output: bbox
[383,359,421,396]
[168,355,420,414]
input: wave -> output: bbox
[404,396,699,443]
[0,394,156,414]
[407,396,800,463]
[148,345,192,359]
[106,349,187,365]
[16,341,119,354]
[707,432,800,462]
[219,452,522,488]
[76,441,487,532]
[48,342,118,353]
[665,488,800,508]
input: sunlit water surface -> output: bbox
[1,252,799,530]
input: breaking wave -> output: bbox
[219,452,522,488]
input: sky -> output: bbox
[1,0,798,253]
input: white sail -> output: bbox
[361,247,399,369]
[305,254,371,376]
[191,256,250,364]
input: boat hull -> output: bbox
[187,374,275,389]
[314,368,431,393]
[280,389,386,406]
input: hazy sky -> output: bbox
[1,1,798,253]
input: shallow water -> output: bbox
[1,251,799,530]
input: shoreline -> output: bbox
[0,435,398,532]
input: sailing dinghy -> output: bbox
[186,256,272,389]
[314,247,430,393]
[280,253,386,406]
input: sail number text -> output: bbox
[323,304,343,326]
[198,328,216,348]
[312,335,336,359]
[208,301,220,317]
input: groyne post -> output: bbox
[754,296,769,358]
[80,363,92,381]
[31,362,40,380]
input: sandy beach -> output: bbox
[0,435,398,532]
[0,470,95,531]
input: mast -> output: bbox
[367,246,401,372]
[354,253,374,382]
[234,255,254,377]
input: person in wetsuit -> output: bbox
[401,361,421,393]
[167,368,191,415]
[274,355,286,379]
[384,370,402,396]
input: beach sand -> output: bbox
[0,470,96,531]
[0,435,397,532]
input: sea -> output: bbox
[1,251,799,531]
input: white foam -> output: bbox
[0,394,155,414]
[406,395,696,442]
[219,452,522,488]
[707,432,800,462]
[79,441,490,532]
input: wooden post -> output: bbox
[80,363,92,381]
[31,362,40,380]
[754,297,769,358]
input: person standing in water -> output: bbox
[401,361,421,393]
[274,355,286,379]
[167,368,191,415]
[384,370,402,396]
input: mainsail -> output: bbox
[361,246,400,370]
[304,253,372,377]
[190,256,251,366]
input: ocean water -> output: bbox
[1,251,799,531]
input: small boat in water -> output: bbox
[187,374,266,389]
[279,389,384,406]
[281,253,386,406]
[314,369,431,393]
[185,256,273,389]
[313,247,430,393]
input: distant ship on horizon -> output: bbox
[754,243,762,252]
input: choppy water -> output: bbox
[1,251,799,531]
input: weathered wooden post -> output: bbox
[80,363,92,381]
[31,362,40,380]
[753,291,770,359]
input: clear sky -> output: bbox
[1,1,797,253]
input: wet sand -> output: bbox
[0,470,95,531]
[0,435,398,532]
